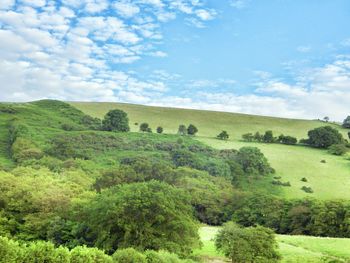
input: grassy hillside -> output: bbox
[72,102,350,200]
[196,226,350,263]
[71,102,349,140]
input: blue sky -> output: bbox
[0,0,350,120]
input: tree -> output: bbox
[263,130,274,143]
[178,125,187,135]
[236,147,274,176]
[323,116,329,123]
[215,222,280,263]
[242,133,254,142]
[139,123,150,132]
[254,132,263,142]
[348,131,350,140]
[343,116,350,128]
[187,124,198,136]
[79,181,200,256]
[156,126,163,134]
[278,135,297,145]
[102,109,130,132]
[217,131,229,140]
[306,126,343,148]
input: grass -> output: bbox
[196,226,350,262]
[72,102,350,200]
[70,102,349,140]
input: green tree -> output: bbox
[187,124,198,136]
[254,132,263,142]
[140,123,150,132]
[217,131,229,140]
[215,222,281,263]
[156,126,163,134]
[306,126,343,148]
[343,116,350,128]
[236,147,274,176]
[102,109,130,132]
[263,130,274,143]
[242,133,254,142]
[178,125,187,135]
[79,181,200,256]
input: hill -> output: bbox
[71,102,350,200]
[71,102,349,140]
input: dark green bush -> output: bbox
[112,248,147,263]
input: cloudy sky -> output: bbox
[0,0,350,120]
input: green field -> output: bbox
[72,102,350,200]
[196,226,350,262]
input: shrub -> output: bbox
[328,144,348,156]
[11,138,43,162]
[236,147,274,176]
[102,109,130,132]
[301,186,313,193]
[242,133,254,142]
[112,248,147,263]
[0,236,24,263]
[301,177,308,182]
[70,246,112,263]
[278,135,297,145]
[272,180,291,187]
[178,125,187,136]
[156,127,163,134]
[215,222,281,263]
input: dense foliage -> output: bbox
[215,222,280,263]
[304,126,343,148]
[102,109,130,132]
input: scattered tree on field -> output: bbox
[305,126,343,148]
[217,131,229,140]
[343,116,350,128]
[187,124,198,136]
[156,126,163,134]
[102,109,130,132]
[178,125,187,135]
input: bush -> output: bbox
[0,236,24,263]
[242,133,254,142]
[236,147,274,176]
[156,127,163,134]
[278,135,297,145]
[301,177,308,182]
[328,144,348,156]
[70,246,112,263]
[215,222,281,263]
[305,126,343,148]
[11,138,43,162]
[178,125,187,136]
[272,180,291,187]
[301,186,313,193]
[343,116,350,128]
[112,248,147,263]
[140,123,150,132]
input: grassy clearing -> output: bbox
[72,102,350,200]
[196,226,350,263]
[198,138,350,200]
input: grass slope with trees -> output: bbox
[0,100,350,262]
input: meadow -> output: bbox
[72,102,350,200]
[196,226,350,263]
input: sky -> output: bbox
[0,0,350,120]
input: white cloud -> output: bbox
[0,0,15,10]
[297,45,311,53]
[114,1,140,17]
[149,51,168,57]
[230,0,250,9]
[21,0,46,8]
[195,9,216,21]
